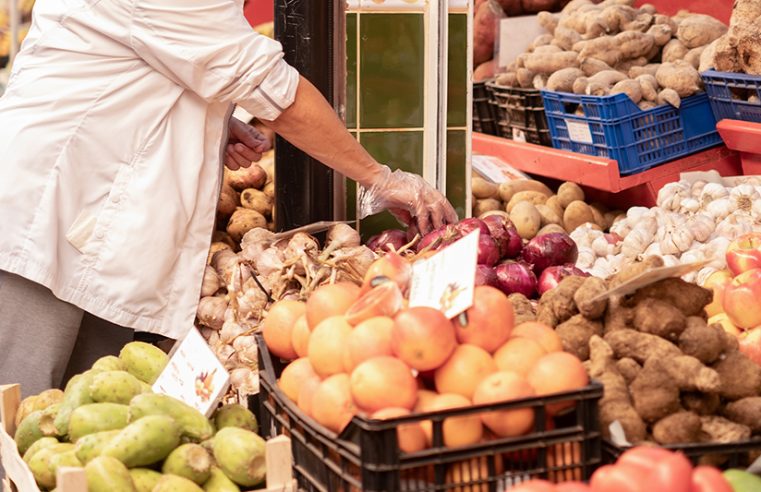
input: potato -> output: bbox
[263,181,275,199]
[217,189,237,217]
[474,198,501,216]
[563,200,595,232]
[240,188,273,217]
[472,176,499,199]
[589,205,606,229]
[537,224,567,236]
[212,231,236,249]
[498,180,553,203]
[510,202,541,239]
[545,195,565,218]
[506,191,548,212]
[536,204,563,227]
[227,207,267,243]
[225,164,267,191]
[557,182,585,208]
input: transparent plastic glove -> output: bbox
[358,165,458,234]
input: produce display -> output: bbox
[702,0,761,76]
[482,0,730,109]
[11,341,265,492]
[263,253,592,449]
[512,447,736,492]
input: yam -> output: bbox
[610,79,643,103]
[724,397,761,432]
[580,58,615,76]
[657,60,701,98]
[227,208,267,243]
[240,188,272,217]
[534,45,564,54]
[615,358,641,385]
[636,74,658,102]
[553,26,583,51]
[630,357,681,422]
[657,88,681,108]
[738,25,761,75]
[474,0,503,66]
[714,352,761,401]
[678,317,722,364]
[496,72,518,87]
[547,67,586,93]
[638,100,657,110]
[524,51,580,74]
[498,180,553,202]
[574,277,608,319]
[533,74,550,90]
[563,200,595,232]
[615,57,648,73]
[557,182,585,208]
[573,77,590,94]
[517,68,537,88]
[615,31,655,59]
[626,278,712,317]
[683,392,721,416]
[654,14,677,32]
[684,46,706,69]
[585,70,628,96]
[510,201,542,239]
[652,412,702,444]
[701,416,751,443]
[472,176,499,199]
[699,38,719,72]
[538,11,561,34]
[623,12,654,33]
[713,34,742,73]
[646,23,672,47]
[662,39,689,63]
[530,34,555,51]
[628,63,660,78]
[676,14,728,49]
[604,329,681,364]
[556,314,603,360]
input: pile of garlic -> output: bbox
[572,172,761,283]
[196,223,375,400]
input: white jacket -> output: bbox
[0,0,298,339]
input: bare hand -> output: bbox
[225,118,272,170]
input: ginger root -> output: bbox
[653,411,703,444]
[678,317,723,364]
[573,277,608,320]
[714,352,761,401]
[632,298,687,341]
[630,357,681,422]
[701,416,752,443]
[604,329,681,364]
[557,315,603,360]
[626,278,712,317]
[724,397,761,432]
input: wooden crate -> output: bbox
[1,384,295,492]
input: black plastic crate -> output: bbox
[473,81,498,136]
[255,333,603,492]
[487,82,552,146]
[702,70,761,123]
[603,439,761,468]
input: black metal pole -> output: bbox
[273,0,342,231]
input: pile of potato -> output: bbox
[518,256,761,465]
[472,176,623,239]
[490,0,730,109]
[215,151,275,251]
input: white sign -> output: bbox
[497,16,544,71]
[153,327,230,417]
[409,231,479,319]
[472,154,529,184]
[565,120,594,144]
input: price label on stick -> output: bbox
[152,327,230,417]
[408,231,479,319]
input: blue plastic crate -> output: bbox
[702,70,761,123]
[541,90,722,175]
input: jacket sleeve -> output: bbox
[129,0,299,121]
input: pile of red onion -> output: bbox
[367,216,586,298]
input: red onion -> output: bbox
[521,232,578,275]
[482,214,523,259]
[406,222,420,242]
[417,225,460,253]
[477,234,500,267]
[454,218,491,237]
[537,264,589,295]
[475,265,499,287]
[366,229,407,252]
[494,261,537,298]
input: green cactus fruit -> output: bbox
[139,380,153,394]
[89,371,144,405]
[22,437,59,464]
[15,389,64,427]
[68,403,130,442]
[203,467,241,492]
[74,429,121,464]
[102,415,181,468]
[28,443,74,490]
[119,342,169,384]
[85,456,136,492]
[211,428,266,487]
[91,355,126,372]
[154,474,205,492]
[48,450,83,486]
[129,394,214,442]
[213,404,258,433]
[129,468,163,492]
[162,443,213,485]
[15,409,59,455]
[54,370,97,435]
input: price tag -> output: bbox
[472,154,529,184]
[408,231,479,319]
[152,327,230,417]
[497,16,543,71]
[588,260,709,304]
[565,120,594,144]
[512,128,527,143]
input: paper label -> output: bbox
[408,231,479,319]
[512,128,527,143]
[472,154,530,184]
[153,327,230,417]
[589,260,709,304]
[0,426,40,492]
[497,16,543,71]
[565,120,594,144]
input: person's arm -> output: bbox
[261,76,458,232]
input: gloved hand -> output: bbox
[225,117,272,170]
[358,165,458,234]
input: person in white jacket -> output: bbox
[0,0,457,396]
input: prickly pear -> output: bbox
[102,415,181,467]
[85,456,136,492]
[154,474,205,492]
[91,355,126,372]
[163,443,213,484]
[68,403,129,442]
[28,443,74,489]
[203,467,241,492]
[54,370,98,435]
[129,468,163,492]
[15,389,64,427]
[129,394,214,441]
[89,371,143,404]
[211,428,266,487]
[119,341,169,384]
[74,429,121,464]
[213,404,258,433]
[22,437,59,464]
[15,409,58,455]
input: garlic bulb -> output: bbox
[716,213,753,238]
[705,198,732,222]
[657,183,687,211]
[680,249,705,265]
[197,296,227,330]
[577,247,596,269]
[661,255,680,267]
[730,184,759,213]
[621,217,657,258]
[690,180,708,198]
[220,319,248,344]
[230,368,259,397]
[232,335,258,367]
[700,182,729,206]
[592,235,613,257]
[679,198,700,214]
[201,266,222,297]
[688,214,715,242]
[661,227,694,256]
